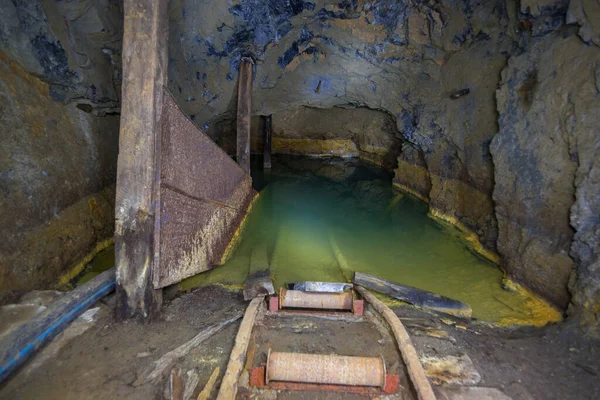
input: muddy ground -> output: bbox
[0,286,599,399]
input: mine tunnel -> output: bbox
[0,0,599,399]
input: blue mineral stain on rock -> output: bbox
[205,39,228,57]
[31,35,72,84]
[275,21,293,42]
[368,0,407,30]
[300,26,314,43]
[291,0,314,14]
[259,76,271,88]
[481,139,492,162]
[453,27,473,46]
[226,73,234,81]
[315,35,334,45]
[315,8,358,21]
[338,0,358,11]
[303,46,318,57]
[369,81,377,92]
[399,109,417,137]
[278,42,299,68]
[225,0,316,57]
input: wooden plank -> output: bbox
[236,59,253,173]
[355,285,437,400]
[263,115,272,169]
[216,297,263,400]
[243,243,275,300]
[114,0,168,320]
[353,272,472,320]
[0,269,116,383]
[133,313,242,386]
[197,367,220,400]
[170,367,184,400]
[183,369,200,400]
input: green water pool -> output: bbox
[181,156,560,326]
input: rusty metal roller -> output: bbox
[266,350,386,389]
[279,289,353,310]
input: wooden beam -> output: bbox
[170,367,184,400]
[236,59,253,173]
[216,297,263,400]
[355,285,437,400]
[263,115,272,169]
[114,0,169,320]
[133,313,242,387]
[353,272,472,320]
[197,367,220,400]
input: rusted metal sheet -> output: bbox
[266,351,386,389]
[152,91,255,288]
[160,92,252,207]
[279,289,354,310]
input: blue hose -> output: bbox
[0,269,116,384]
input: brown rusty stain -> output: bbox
[152,90,256,288]
[279,289,354,310]
[266,350,386,389]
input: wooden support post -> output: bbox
[263,115,272,169]
[114,0,169,320]
[236,59,253,173]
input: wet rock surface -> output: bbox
[492,33,600,311]
[165,0,600,329]
[167,0,517,260]
[0,1,122,292]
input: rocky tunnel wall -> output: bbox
[0,0,123,294]
[167,0,600,331]
[0,0,598,333]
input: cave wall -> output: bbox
[0,0,597,331]
[273,106,401,168]
[493,33,600,317]
[167,0,600,329]
[167,0,517,259]
[0,0,122,293]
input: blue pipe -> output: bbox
[0,268,116,384]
